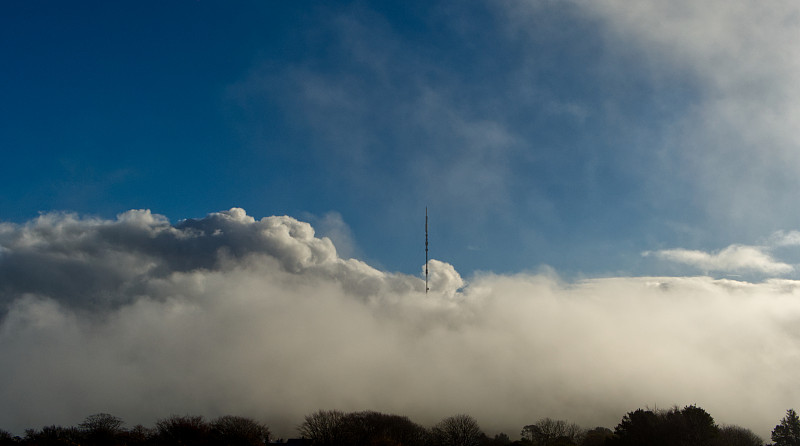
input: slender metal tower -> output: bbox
[425,207,429,294]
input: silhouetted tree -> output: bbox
[155,415,211,446]
[548,437,577,446]
[0,429,18,446]
[579,427,612,446]
[608,405,718,446]
[772,409,800,446]
[609,409,661,446]
[210,415,271,446]
[521,418,583,446]
[341,411,428,446]
[487,433,511,445]
[431,414,483,446]
[378,413,428,446]
[122,424,155,445]
[713,425,762,446]
[79,413,124,445]
[297,410,347,446]
[679,405,718,446]
[23,425,82,446]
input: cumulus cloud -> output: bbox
[1,208,799,440]
[647,244,794,275]
[0,208,434,311]
[306,211,359,260]
[424,259,464,298]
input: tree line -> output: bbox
[1,406,798,446]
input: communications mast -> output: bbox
[425,207,429,294]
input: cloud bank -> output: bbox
[1,208,799,439]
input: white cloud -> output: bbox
[1,208,799,440]
[425,259,464,298]
[647,244,793,275]
[305,211,359,260]
[572,0,800,231]
[770,230,800,247]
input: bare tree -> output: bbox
[210,415,271,446]
[522,418,584,446]
[155,414,211,445]
[342,411,428,446]
[0,429,17,446]
[297,410,347,446]
[79,413,125,445]
[431,414,483,446]
[24,425,83,445]
[123,424,155,445]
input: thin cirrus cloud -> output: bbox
[1,208,799,441]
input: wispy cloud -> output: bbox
[574,0,800,233]
[228,5,526,234]
[770,230,800,247]
[646,245,793,275]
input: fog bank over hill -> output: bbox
[0,208,798,438]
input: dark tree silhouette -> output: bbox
[297,410,348,446]
[772,409,800,446]
[122,424,155,445]
[341,411,428,446]
[678,404,718,446]
[609,409,661,445]
[23,425,82,446]
[431,414,483,446]
[608,405,719,446]
[79,413,124,445]
[155,414,211,446]
[713,425,762,446]
[0,429,18,446]
[579,427,612,446]
[487,432,511,445]
[297,410,428,446]
[0,406,769,446]
[210,415,271,446]
[79,413,123,432]
[521,418,583,446]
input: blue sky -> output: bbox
[4,0,800,279]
